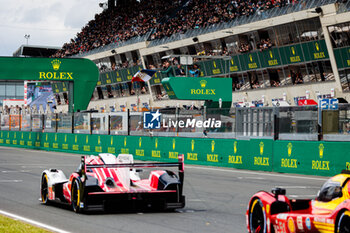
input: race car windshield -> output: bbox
[316,179,342,202]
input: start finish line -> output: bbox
[0,57,99,112]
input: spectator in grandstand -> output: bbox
[52,0,299,58]
[52,0,183,57]
[344,121,350,134]
[238,43,251,53]
[258,38,273,51]
[271,80,280,87]
[295,71,304,84]
[161,61,175,77]
[236,83,241,90]
[189,64,200,77]
[251,79,260,89]
[175,64,185,76]
[147,64,156,70]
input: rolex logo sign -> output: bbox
[200,80,207,88]
[319,144,324,158]
[39,59,73,80]
[287,143,293,157]
[51,59,61,70]
[259,142,264,156]
[315,42,320,51]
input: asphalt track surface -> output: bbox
[0,147,328,233]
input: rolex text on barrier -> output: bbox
[1,131,350,177]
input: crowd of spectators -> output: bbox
[291,70,304,84]
[257,38,273,51]
[53,0,183,57]
[53,0,301,57]
[150,0,296,40]
[238,43,252,53]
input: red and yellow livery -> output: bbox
[246,172,350,233]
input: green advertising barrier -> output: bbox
[273,140,350,176]
[2,130,350,177]
[302,40,329,61]
[0,131,273,172]
[150,71,163,85]
[200,59,226,77]
[239,52,262,70]
[334,46,350,69]
[260,48,282,68]
[224,56,241,73]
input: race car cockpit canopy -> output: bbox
[317,179,343,202]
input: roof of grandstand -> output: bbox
[13,45,60,57]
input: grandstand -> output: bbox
[50,0,350,112]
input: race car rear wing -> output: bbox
[80,154,185,186]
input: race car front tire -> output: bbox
[71,179,82,213]
[337,210,350,233]
[41,174,49,204]
[249,198,267,233]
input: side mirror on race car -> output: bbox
[271,187,286,197]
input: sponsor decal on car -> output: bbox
[305,217,311,230]
[297,216,303,230]
[288,217,296,233]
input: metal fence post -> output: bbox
[71,113,74,134]
[273,107,279,141]
[30,113,32,132]
[127,109,130,136]
[42,114,45,132]
[108,113,111,135]
[55,113,58,133]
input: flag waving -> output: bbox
[132,69,157,83]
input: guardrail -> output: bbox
[1,104,350,141]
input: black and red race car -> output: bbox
[246,172,350,233]
[40,153,185,213]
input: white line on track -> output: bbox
[186,165,328,181]
[0,210,71,233]
[0,164,75,166]
[2,170,31,173]
[238,176,265,180]
[0,180,22,183]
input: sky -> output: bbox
[0,0,103,56]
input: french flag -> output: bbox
[132,69,157,82]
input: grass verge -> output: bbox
[0,214,51,233]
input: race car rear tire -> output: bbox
[249,198,266,233]
[41,174,49,204]
[71,179,82,213]
[337,210,350,233]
